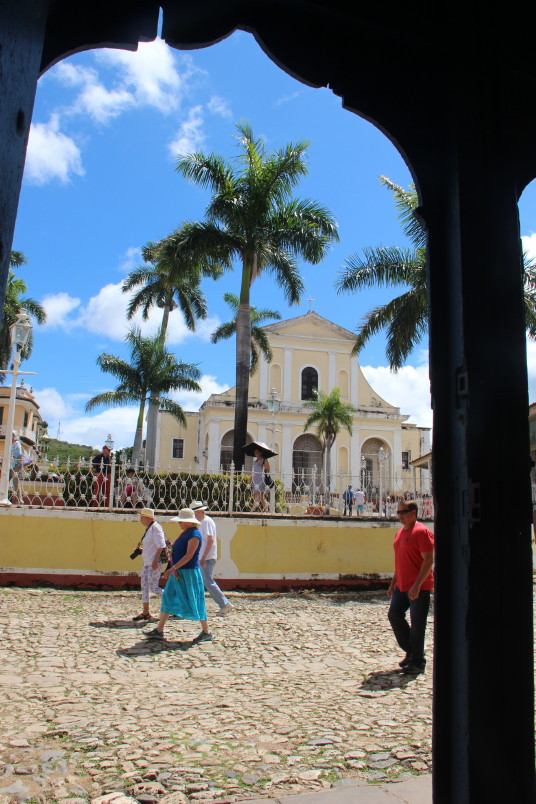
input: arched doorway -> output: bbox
[220,430,253,472]
[360,437,391,511]
[292,433,323,492]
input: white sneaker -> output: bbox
[216,603,234,617]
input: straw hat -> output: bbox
[169,508,198,524]
[139,508,155,520]
[190,500,208,511]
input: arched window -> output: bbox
[301,367,318,400]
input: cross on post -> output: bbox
[307,297,315,312]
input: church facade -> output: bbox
[155,312,430,497]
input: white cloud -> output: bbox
[361,356,432,428]
[39,276,220,344]
[118,247,142,274]
[96,40,187,113]
[41,292,81,328]
[24,114,84,185]
[522,233,536,262]
[168,105,205,157]
[274,90,303,106]
[171,374,230,411]
[207,95,232,119]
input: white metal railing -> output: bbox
[0,454,434,517]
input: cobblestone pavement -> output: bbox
[0,588,434,804]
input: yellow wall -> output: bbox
[0,510,409,582]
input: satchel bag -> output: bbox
[264,471,275,489]
[159,538,172,565]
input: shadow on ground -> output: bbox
[89,619,157,629]
[360,669,417,690]
[117,638,198,657]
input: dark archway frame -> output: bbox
[2,2,536,801]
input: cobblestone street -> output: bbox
[0,588,433,804]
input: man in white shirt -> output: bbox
[192,499,233,617]
[355,488,366,517]
[132,508,167,622]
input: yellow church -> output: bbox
[155,311,431,499]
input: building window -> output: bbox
[402,451,411,470]
[23,412,29,428]
[172,438,184,459]
[301,367,318,400]
[0,407,3,425]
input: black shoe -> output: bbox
[399,654,411,668]
[143,628,164,641]
[402,662,425,675]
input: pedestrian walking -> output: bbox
[144,508,212,643]
[10,431,24,502]
[191,499,233,617]
[132,508,166,622]
[387,501,434,675]
[342,484,355,516]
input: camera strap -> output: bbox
[137,523,153,548]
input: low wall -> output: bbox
[0,509,432,590]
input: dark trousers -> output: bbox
[388,586,431,667]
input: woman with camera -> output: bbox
[132,508,167,622]
[143,508,212,643]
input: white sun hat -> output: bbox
[190,500,208,511]
[169,508,198,524]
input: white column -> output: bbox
[207,420,221,472]
[259,352,268,402]
[283,348,293,403]
[350,429,361,485]
[154,411,162,470]
[350,357,359,407]
[328,352,336,391]
[392,429,402,489]
[281,423,293,490]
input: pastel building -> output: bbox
[156,311,431,495]
[0,381,45,453]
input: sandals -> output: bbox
[132,613,151,621]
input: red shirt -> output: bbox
[393,520,434,592]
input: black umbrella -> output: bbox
[242,440,278,459]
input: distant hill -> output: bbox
[42,438,98,467]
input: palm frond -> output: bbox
[379,175,426,249]
[337,247,425,293]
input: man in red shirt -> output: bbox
[387,501,434,675]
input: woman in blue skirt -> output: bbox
[144,508,212,643]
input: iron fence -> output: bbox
[0,455,434,518]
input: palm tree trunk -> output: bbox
[132,396,147,467]
[145,305,170,472]
[232,260,253,471]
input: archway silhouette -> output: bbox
[2,3,536,801]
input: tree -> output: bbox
[211,292,281,375]
[337,175,536,370]
[1,251,47,377]
[121,233,222,469]
[303,387,355,492]
[85,329,201,465]
[172,121,339,469]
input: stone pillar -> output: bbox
[206,420,221,473]
[283,348,293,404]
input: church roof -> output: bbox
[262,310,356,341]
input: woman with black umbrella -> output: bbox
[243,441,276,513]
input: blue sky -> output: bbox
[11,30,536,450]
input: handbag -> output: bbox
[159,538,172,565]
[264,471,275,488]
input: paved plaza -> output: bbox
[0,588,434,804]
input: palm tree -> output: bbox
[303,387,355,492]
[211,292,281,375]
[85,329,201,466]
[171,121,339,469]
[122,233,222,469]
[1,251,47,377]
[337,175,536,370]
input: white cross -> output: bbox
[307,297,315,312]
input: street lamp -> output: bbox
[104,433,114,451]
[0,310,35,506]
[266,388,280,453]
